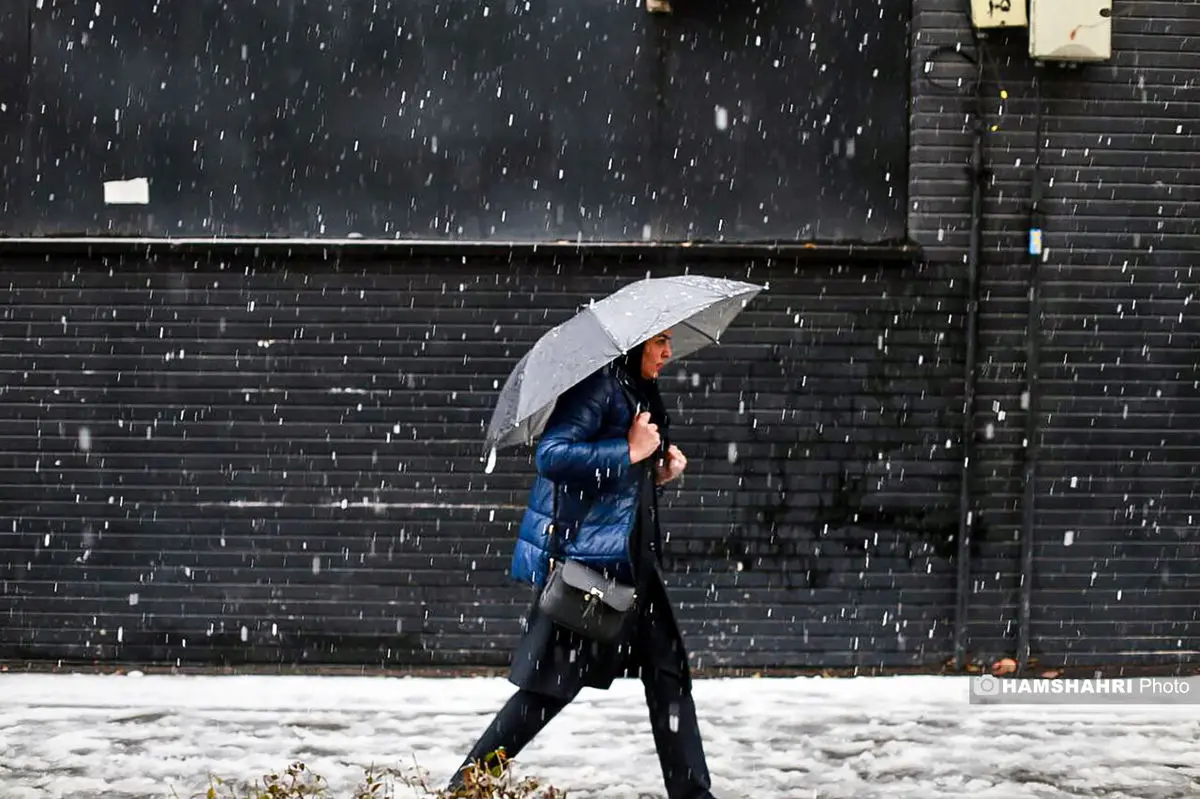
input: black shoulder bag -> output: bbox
[537,482,639,643]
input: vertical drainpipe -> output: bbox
[1018,73,1046,674]
[954,51,987,673]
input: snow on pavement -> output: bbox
[0,673,1198,799]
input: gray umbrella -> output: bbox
[483,274,765,457]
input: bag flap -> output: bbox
[558,560,637,611]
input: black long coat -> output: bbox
[507,466,691,702]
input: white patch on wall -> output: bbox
[103,177,150,205]
[714,105,729,131]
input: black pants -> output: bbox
[449,668,713,799]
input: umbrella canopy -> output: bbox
[483,274,765,456]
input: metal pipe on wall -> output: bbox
[1018,72,1046,673]
[954,76,986,672]
[948,17,989,671]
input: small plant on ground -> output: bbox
[195,749,565,799]
[204,762,328,799]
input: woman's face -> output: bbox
[640,330,673,379]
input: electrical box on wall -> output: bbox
[1029,0,1113,62]
[970,0,1028,29]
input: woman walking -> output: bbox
[448,329,719,799]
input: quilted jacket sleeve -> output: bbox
[535,371,631,485]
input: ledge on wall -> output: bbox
[0,236,922,265]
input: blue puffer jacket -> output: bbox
[509,365,643,587]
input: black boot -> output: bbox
[446,688,570,791]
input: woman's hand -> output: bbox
[627,412,661,463]
[654,445,687,485]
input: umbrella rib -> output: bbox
[677,318,720,345]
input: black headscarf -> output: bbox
[612,341,670,460]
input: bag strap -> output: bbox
[546,480,561,570]
[545,372,638,575]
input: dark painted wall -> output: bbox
[0,253,962,669]
[912,0,1200,667]
[0,0,909,243]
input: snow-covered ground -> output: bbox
[1,673,1197,799]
